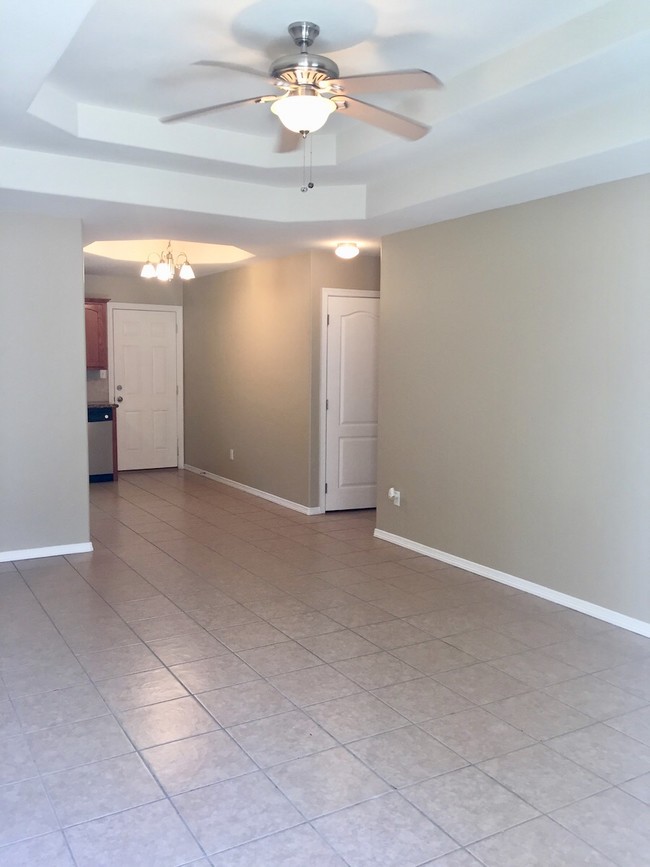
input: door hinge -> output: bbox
[326,399,329,410]
[327,314,330,325]
[176,385,179,395]
[325,483,328,493]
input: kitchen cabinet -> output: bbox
[85,298,108,369]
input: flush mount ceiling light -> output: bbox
[141,241,195,281]
[335,242,360,260]
[270,90,336,134]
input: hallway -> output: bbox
[1,470,649,865]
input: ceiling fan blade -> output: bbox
[326,69,441,95]
[194,60,271,80]
[160,95,276,124]
[275,125,301,153]
[334,95,429,140]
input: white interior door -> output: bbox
[325,294,379,511]
[112,308,179,471]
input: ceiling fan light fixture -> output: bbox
[335,242,360,260]
[271,92,335,134]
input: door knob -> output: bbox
[116,384,123,391]
[116,396,123,403]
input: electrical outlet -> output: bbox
[229,449,235,461]
[388,487,401,507]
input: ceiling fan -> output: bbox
[161,21,442,149]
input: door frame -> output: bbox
[107,302,185,469]
[318,287,380,513]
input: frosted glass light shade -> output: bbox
[335,242,360,259]
[156,261,172,281]
[271,93,335,133]
[178,262,195,280]
[140,261,156,278]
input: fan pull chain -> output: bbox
[300,133,314,192]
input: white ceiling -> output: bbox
[1,0,649,276]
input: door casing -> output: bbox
[107,301,184,470]
[319,287,380,513]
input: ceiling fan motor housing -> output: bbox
[270,53,340,87]
[270,22,339,88]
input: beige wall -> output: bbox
[0,213,90,556]
[378,175,650,623]
[85,273,183,306]
[184,250,380,508]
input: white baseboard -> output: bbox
[184,465,322,516]
[374,528,650,638]
[0,541,94,563]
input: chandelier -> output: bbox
[140,241,195,281]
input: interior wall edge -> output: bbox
[0,541,94,564]
[183,464,322,516]
[374,528,650,638]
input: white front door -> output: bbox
[325,294,379,511]
[111,308,179,471]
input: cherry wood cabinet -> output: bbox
[85,298,108,369]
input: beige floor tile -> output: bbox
[269,664,361,706]
[547,722,650,783]
[0,779,59,847]
[65,799,202,867]
[333,651,422,690]
[267,747,390,818]
[208,824,347,867]
[478,743,610,811]
[551,788,650,865]
[433,663,530,705]
[237,641,321,677]
[4,471,643,865]
[118,695,219,749]
[0,831,75,867]
[354,620,433,649]
[422,707,535,763]
[544,674,648,720]
[42,752,163,826]
[198,680,294,728]
[403,766,539,845]
[142,729,255,795]
[305,691,409,743]
[297,629,379,662]
[372,677,473,723]
[95,667,188,712]
[227,709,336,767]
[313,792,457,866]
[485,690,592,740]
[468,816,615,866]
[170,654,259,693]
[348,725,467,787]
[172,772,302,854]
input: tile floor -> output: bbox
[1,469,649,866]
